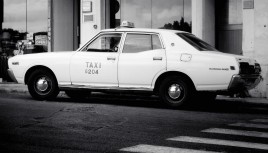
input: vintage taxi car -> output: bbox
[8,25,262,108]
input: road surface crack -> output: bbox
[17,106,66,129]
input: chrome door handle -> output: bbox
[153,57,162,61]
[107,57,116,60]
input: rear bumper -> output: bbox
[7,69,18,83]
[228,74,262,92]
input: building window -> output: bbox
[0,0,49,56]
[120,0,152,28]
[152,0,191,32]
[107,0,191,32]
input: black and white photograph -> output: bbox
[1,0,268,152]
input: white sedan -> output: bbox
[8,28,261,108]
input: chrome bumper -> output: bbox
[228,74,262,92]
[7,69,18,83]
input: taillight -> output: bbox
[255,63,261,74]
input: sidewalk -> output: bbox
[1,82,268,105]
[0,82,29,94]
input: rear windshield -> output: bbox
[177,33,218,51]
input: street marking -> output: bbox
[202,128,268,138]
[120,144,221,153]
[251,119,268,123]
[167,136,268,150]
[229,123,268,129]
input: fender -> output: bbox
[151,68,197,90]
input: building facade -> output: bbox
[1,0,268,98]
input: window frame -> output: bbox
[121,32,164,54]
[79,32,124,53]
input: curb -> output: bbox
[217,96,268,105]
[0,83,29,95]
[1,83,268,105]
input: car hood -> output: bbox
[24,51,74,58]
[8,51,77,68]
[10,51,75,61]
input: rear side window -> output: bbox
[123,34,162,53]
[177,33,218,51]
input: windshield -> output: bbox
[177,33,218,51]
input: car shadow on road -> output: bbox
[51,93,268,115]
[188,99,268,114]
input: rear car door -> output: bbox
[118,33,166,89]
[70,32,122,87]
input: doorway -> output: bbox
[215,0,243,55]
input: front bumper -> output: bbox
[7,69,18,83]
[228,74,262,92]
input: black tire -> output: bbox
[27,69,59,100]
[0,56,4,78]
[65,90,91,99]
[159,76,193,108]
[0,55,11,81]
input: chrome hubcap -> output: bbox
[36,77,49,92]
[168,84,182,99]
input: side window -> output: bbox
[152,34,162,50]
[83,33,122,52]
[123,34,162,53]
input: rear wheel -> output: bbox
[28,69,59,100]
[159,76,193,108]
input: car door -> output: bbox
[70,32,123,87]
[118,33,166,89]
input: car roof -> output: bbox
[101,28,189,34]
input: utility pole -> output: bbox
[0,0,3,31]
[26,0,27,34]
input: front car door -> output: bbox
[118,33,166,89]
[70,32,123,87]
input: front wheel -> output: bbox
[159,76,192,108]
[28,69,59,100]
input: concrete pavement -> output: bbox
[1,82,268,105]
[0,82,29,94]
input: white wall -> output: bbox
[192,0,215,46]
[254,0,268,76]
[80,0,104,46]
[52,0,74,51]
[245,0,268,98]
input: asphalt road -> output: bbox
[1,93,268,153]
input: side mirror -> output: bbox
[114,46,119,52]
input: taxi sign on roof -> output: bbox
[120,21,135,28]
